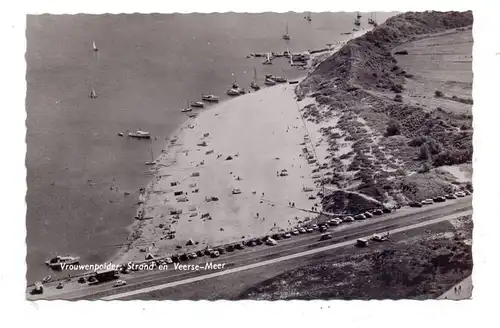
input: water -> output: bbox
[26,12,396,283]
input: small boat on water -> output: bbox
[89,88,98,99]
[181,100,192,112]
[145,148,156,166]
[262,52,273,65]
[227,88,240,96]
[128,130,151,139]
[202,94,219,102]
[250,67,260,90]
[45,255,80,270]
[282,23,291,40]
[354,17,361,26]
[356,12,362,19]
[305,12,312,22]
[368,12,377,26]
[265,78,276,86]
[191,101,204,108]
[93,41,98,52]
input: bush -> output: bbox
[433,149,473,167]
[391,84,404,93]
[394,95,403,102]
[435,90,444,98]
[386,120,402,136]
[419,144,431,160]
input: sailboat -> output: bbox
[145,148,156,166]
[93,41,98,52]
[250,67,260,90]
[354,16,361,26]
[356,12,362,19]
[89,87,98,99]
[262,52,273,65]
[306,12,312,22]
[282,23,290,40]
[368,12,378,26]
[181,100,192,112]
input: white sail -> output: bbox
[93,41,97,51]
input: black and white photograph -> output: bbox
[21,7,476,301]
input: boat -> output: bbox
[356,12,362,19]
[93,40,98,52]
[128,130,151,139]
[45,255,80,270]
[368,12,377,26]
[181,100,192,112]
[227,88,240,96]
[282,24,290,40]
[250,67,260,90]
[282,23,290,40]
[354,18,361,26]
[145,148,156,166]
[305,12,312,22]
[202,94,219,102]
[191,101,204,108]
[273,76,287,83]
[89,88,97,99]
[262,52,273,65]
[265,78,276,86]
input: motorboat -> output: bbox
[45,255,80,270]
[272,76,287,83]
[191,101,204,108]
[227,88,240,96]
[354,18,361,26]
[128,130,151,139]
[265,78,276,86]
[181,100,192,112]
[144,148,156,166]
[202,94,219,102]
[89,88,98,99]
[356,12,362,19]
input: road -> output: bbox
[28,197,472,300]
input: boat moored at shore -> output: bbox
[45,255,80,270]
[191,101,204,108]
[128,130,151,139]
[202,94,219,102]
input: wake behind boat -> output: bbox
[45,255,80,270]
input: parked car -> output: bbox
[343,216,355,222]
[421,199,434,205]
[211,251,220,258]
[204,248,214,256]
[298,228,307,234]
[371,234,389,242]
[455,191,466,197]
[434,196,446,202]
[255,238,263,245]
[113,280,127,287]
[266,238,278,246]
[409,202,423,208]
[272,233,283,240]
[354,213,367,220]
[320,233,332,241]
[311,224,319,230]
[373,209,384,215]
[234,243,245,250]
[283,233,292,239]
[305,227,314,233]
[364,212,373,218]
[382,207,392,214]
[319,226,328,233]
[445,194,457,199]
[189,253,198,259]
[464,190,472,196]
[165,257,173,264]
[247,240,257,247]
[216,247,226,254]
[225,245,235,252]
[291,229,299,236]
[196,250,205,257]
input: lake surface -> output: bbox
[26,12,396,283]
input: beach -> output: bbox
[114,83,325,262]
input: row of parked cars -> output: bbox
[409,190,471,208]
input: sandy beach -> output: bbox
[114,83,326,262]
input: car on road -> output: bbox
[320,233,332,241]
[247,240,257,247]
[364,212,374,218]
[305,227,314,233]
[455,191,466,197]
[354,213,367,220]
[329,219,341,226]
[373,209,384,215]
[265,238,278,246]
[343,216,355,222]
[382,207,392,214]
[421,199,434,205]
[234,243,245,250]
[464,190,472,196]
[319,226,328,233]
[409,202,423,208]
[165,257,173,264]
[311,224,319,230]
[283,233,292,239]
[356,238,369,247]
[189,253,198,259]
[211,251,220,258]
[298,227,307,234]
[113,280,127,287]
[445,194,457,199]
[433,196,446,203]
[371,234,389,242]
[216,247,226,254]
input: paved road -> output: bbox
[29,197,472,300]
